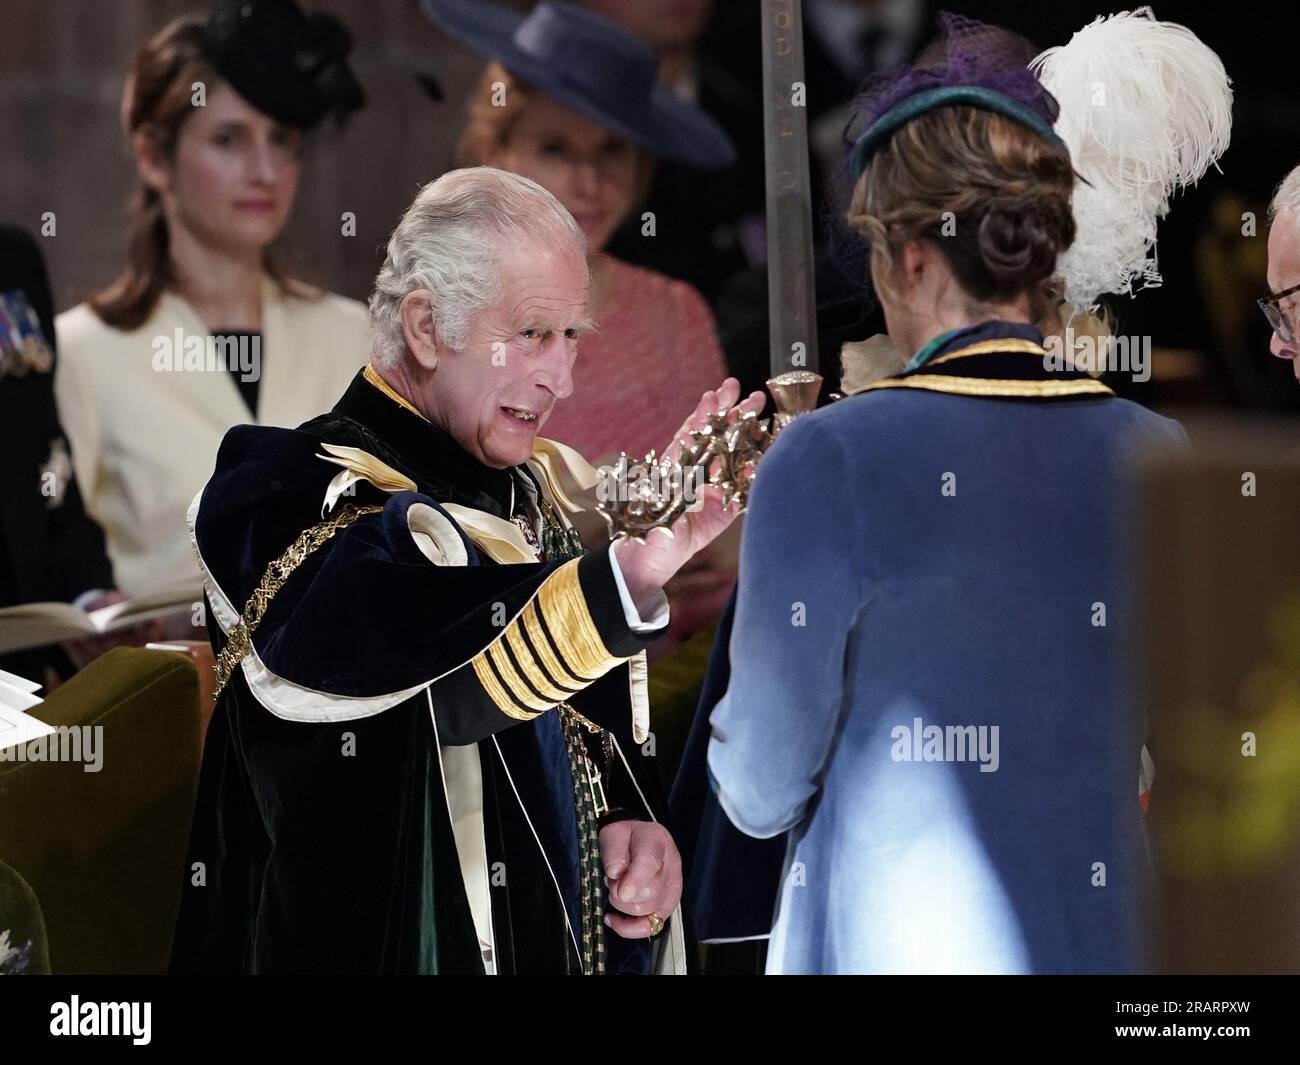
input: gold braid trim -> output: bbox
[925,338,1049,366]
[536,559,621,680]
[471,652,545,721]
[521,599,585,690]
[363,363,425,419]
[858,375,1114,399]
[504,618,572,703]
[486,640,552,713]
[212,503,384,698]
[469,559,627,719]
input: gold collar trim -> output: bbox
[925,338,1049,367]
[859,375,1114,399]
[361,365,599,514]
[867,338,1112,399]
[363,363,426,420]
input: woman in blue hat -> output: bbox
[428,0,741,660]
[55,0,369,604]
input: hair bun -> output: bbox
[976,193,1064,288]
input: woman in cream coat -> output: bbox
[56,1,369,596]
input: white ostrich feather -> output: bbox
[1031,7,1233,311]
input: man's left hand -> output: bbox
[599,820,682,939]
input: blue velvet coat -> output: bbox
[704,323,1185,974]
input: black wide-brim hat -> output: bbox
[204,0,366,129]
[421,0,735,169]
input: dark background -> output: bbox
[2,0,1296,408]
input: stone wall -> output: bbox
[0,0,521,310]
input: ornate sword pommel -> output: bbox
[766,370,824,431]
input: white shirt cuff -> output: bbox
[608,544,669,633]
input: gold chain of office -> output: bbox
[212,503,384,697]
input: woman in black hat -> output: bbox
[430,0,739,661]
[55,0,369,603]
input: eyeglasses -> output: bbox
[1258,281,1300,343]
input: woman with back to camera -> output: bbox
[703,15,1187,974]
[56,0,369,601]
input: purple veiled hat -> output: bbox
[421,0,735,169]
[846,12,1066,180]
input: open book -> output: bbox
[0,580,200,654]
[0,668,54,752]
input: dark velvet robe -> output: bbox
[170,370,677,974]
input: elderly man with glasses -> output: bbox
[1262,165,1300,377]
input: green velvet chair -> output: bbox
[0,646,200,973]
[0,857,50,974]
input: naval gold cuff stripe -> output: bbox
[504,616,572,703]
[472,648,544,721]
[523,599,588,690]
[517,607,581,695]
[536,559,624,680]
[487,639,552,713]
[495,628,557,708]
[534,602,593,686]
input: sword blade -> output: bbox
[760,0,819,378]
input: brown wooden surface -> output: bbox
[1140,416,1300,973]
[146,640,216,751]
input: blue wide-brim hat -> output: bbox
[421,0,736,169]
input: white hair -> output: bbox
[368,167,587,368]
[1269,164,1300,219]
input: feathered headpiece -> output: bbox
[1030,7,1233,314]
